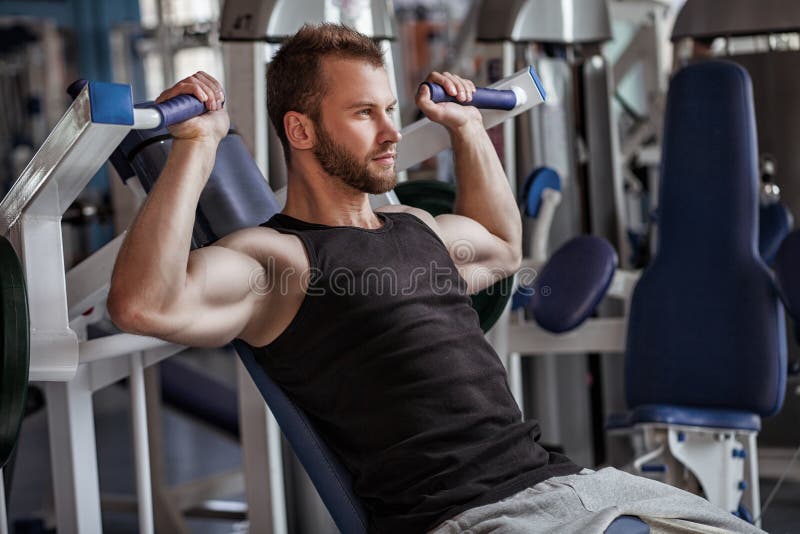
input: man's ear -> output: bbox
[284,111,315,151]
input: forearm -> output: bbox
[110,140,217,316]
[451,120,522,254]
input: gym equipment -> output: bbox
[672,0,800,268]
[758,158,794,267]
[524,59,800,529]
[423,83,526,110]
[671,0,800,493]
[672,0,800,41]
[477,0,625,469]
[0,60,548,533]
[397,66,545,172]
[0,81,218,534]
[775,230,800,332]
[529,236,617,334]
[477,0,621,256]
[511,166,562,313]
[393,180,513,333]
[520,167,561,220]
[760,202,794,267]
[0,235,29,471]
[615,60,796,527]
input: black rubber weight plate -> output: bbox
[393,180,513,332]
[0,235,29,470]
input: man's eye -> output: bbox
[386,106,396,114]
[358,109,371,116]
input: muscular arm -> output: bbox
[107,72,272,347]
[415,73,522,293]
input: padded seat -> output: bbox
[605,515,650,534]
[606,411,634,431]
[530,235,617,333]
[629,405,761,432]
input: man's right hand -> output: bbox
[155,71,230,145]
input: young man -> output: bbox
[108,24,761,534]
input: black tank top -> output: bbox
[243,211,579,533]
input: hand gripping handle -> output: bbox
[421,82,520,110]
[148,94,207,128]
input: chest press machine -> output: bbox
[0,67,653,534]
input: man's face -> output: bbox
[313,119,397,194]
[312,58,401,194]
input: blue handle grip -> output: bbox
[68,79,210,129]
[422,82,517,110]
[150,94,207,128]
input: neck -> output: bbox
[282,156,381,229]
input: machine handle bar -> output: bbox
[147,94,207,128]
[422,82,519,110]
[67,79,210,130]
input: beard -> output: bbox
[313,122,397,194]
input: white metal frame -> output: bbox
[614,423,762,528]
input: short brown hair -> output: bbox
[267,23,385,162]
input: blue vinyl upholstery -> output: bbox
[233,340,370,532]
[604,515,651,534]
[625,61,786,418]
[759,202,793,266]
[529,236,618,333]
[628,405,761,432]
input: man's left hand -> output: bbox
[416,71,483,131]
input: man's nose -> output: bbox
[379,116,402,145]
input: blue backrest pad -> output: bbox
[530,236,617,333]
[234,341,369,532]
[625,61,786,417]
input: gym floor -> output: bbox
[6,349,800,534]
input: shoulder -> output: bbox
[377,204,444,237]
[211,225,309,272]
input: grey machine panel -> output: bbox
[476,0,611,44]
[672,0,800,41]
[220,0,396,42]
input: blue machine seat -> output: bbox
[629,405,761,432]
[605,515,650,534]
[608,405,761,433]
[606,411,634,431]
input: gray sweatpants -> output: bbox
[429,467,763,534]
